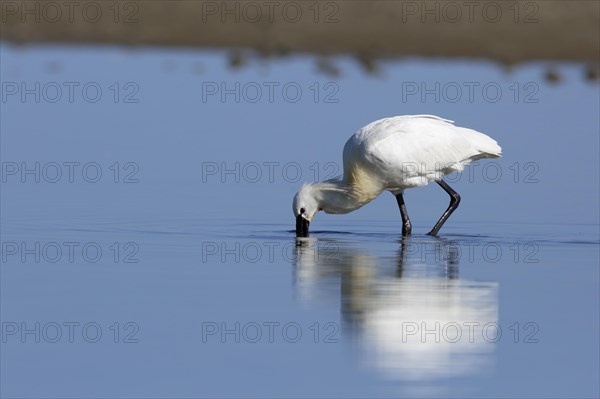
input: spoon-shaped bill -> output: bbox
[296,215,310,237]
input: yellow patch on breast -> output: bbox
[347,164,383,205]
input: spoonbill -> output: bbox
[293,115,501,237]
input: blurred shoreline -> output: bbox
[1,1,598,66]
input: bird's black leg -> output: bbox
[395,193,412,236]
[427,180,461,236]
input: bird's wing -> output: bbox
[350,115,500,185]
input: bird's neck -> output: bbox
[313,173,382,214]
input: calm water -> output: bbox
[1,216,598,398]
[1,45,599,398]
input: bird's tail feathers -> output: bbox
[459,127,502,158]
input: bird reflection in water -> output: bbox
[293,237,498,391]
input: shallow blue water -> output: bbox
[1,45,599,398]
[1,216,598,398]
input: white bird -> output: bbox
[293,115,501,237]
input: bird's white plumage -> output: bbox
[343,115,501,194]
[293,115,501,220]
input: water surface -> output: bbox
[1,44,598,398]
[2,217,598,398]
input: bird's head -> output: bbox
[292,184,321,237]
